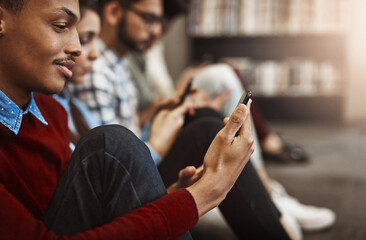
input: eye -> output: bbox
[142,15,155,25]
[53,22,68,33]
[79,32,94,46]
[79,36,91,45]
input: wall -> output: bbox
[163,16,191,82]
[345,0,366,123]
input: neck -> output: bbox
[100,25,128,57]
[0,78,31,109]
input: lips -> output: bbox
[55,60,75,79]
[83,66,92,74]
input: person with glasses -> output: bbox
[129,5,166,30]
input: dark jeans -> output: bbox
[159,108,290,240]
[42,125,192,239]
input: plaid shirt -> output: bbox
[70,39,140,136]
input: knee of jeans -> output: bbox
[77,125,149,156]
[97,124,145,147]
[96,125,153,165]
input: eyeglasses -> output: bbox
[128,7,165,31]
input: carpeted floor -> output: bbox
[190,122,366,240]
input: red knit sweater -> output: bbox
[0,94,198,239]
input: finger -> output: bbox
[237,99,253,137]
[184,165,204,185]
[154,108,168,119]
[171,99,192,116]
[188,107,195,116]
[189,88,198,94]
[223,117,229,125]
[195,165,204,177]
[182,166,196,177]
[222,103,249,138]
[178,166,196,181]
[158,98,178,110]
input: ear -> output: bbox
[0,6,10,37]
[0,7,4,36]
[103,1,124,27]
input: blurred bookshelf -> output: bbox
[188,0,350,122]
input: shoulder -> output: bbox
[34,93,68,126]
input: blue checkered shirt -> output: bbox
[70,39,140,136]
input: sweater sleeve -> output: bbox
[0,185,198,240]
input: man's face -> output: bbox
[0,0,81,102]
[117,0,163,53]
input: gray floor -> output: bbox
[190,122,366,240]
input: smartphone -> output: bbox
[177,80,193,106]
[237,90,252,106]
[234,91,252,136]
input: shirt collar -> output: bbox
[0,90,48,135]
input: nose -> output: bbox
[65,29,82,57]
[88,41,100,61]
[150,22,162,39]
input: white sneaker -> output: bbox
[280,209,303,240]
[270,180,336,232]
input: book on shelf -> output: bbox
[188,0,350,36]
[221,57,343,97]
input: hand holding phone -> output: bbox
[177,80,193,107]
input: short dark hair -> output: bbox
[0,0,25,13]
[98,0,140,10]
[79,0,100,16]
[97,0,188,20]
[164,0,187,21]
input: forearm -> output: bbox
[186,183,221,217]
[147,138,168,159]
[0,185,198,240]
[186,172,231,217]
[138,102,160,128]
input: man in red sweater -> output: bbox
[0,0,255,239]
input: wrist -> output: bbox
[148,139,167,158]
[186,173,227,217]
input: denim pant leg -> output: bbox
[42,125,192,239]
